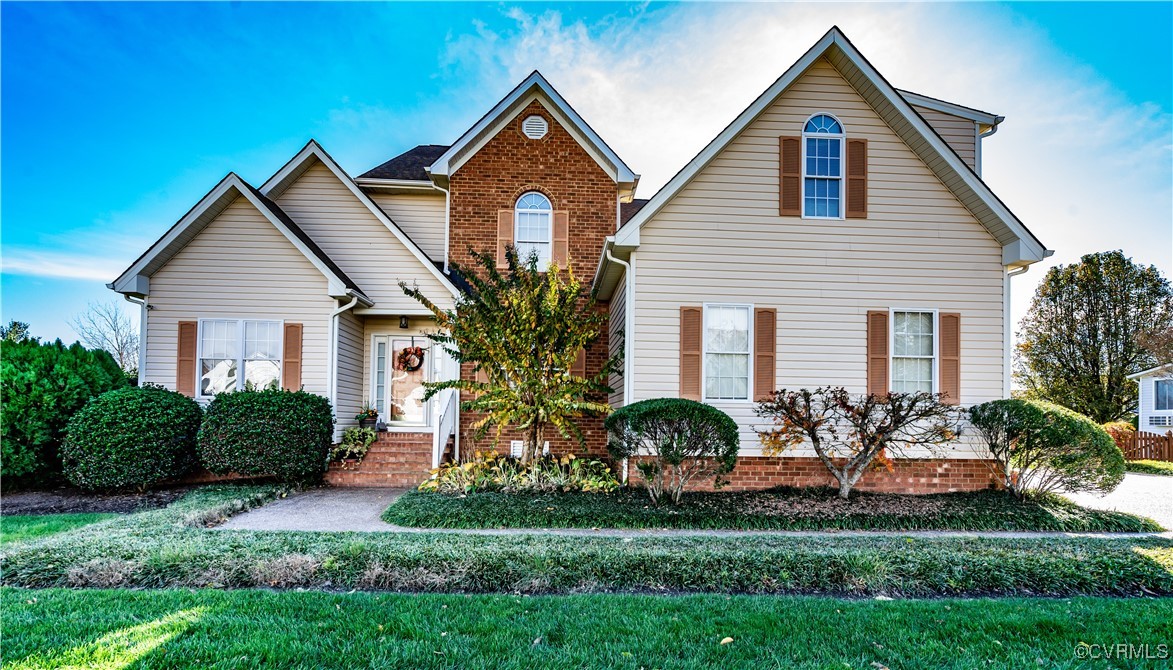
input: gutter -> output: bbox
[327,293,362,429]
[1003,265,1031,398]
[604,244,635,485]
[122,293,149,386]
[431,180,452,274]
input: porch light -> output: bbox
[399,316,409,329]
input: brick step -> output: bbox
[333,465,431,475]
[325,470,429,488]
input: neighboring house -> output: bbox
[110,27,1051,491]
[1127,364,1173,431]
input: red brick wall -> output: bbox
[693,456,998,493]
[449,99,619,458]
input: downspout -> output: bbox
[328,294,361,438]
[1003,265,1030,398]
[605,244,634,484]
[432,181,452,274]
[123,294,148,386]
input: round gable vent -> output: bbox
[522,115,549,140]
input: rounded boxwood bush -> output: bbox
[198,388,334,483]
[61,384,201,491]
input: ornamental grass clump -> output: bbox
[606,398,740,505]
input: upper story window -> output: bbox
[199,319,282,397]
[1156,379,1173,411]
[704,304,751,401]
[515,192,552,265]
[891,311,935,393]
[802,114,844,219]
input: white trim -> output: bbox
[514,191,554,265]
[428,72,637,186]
[1128,363,1173,380]
[888,308,939,394]
[701,303,754,403]
[1153,378,1173,413]
[800,112,846,220]
[898,89,1003,127]
[195,318,285,400]
[613,27,1047,264]
[368,330,435,428]
[354,178,437,192]
[259,140,460,298]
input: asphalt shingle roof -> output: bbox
[358,145,450,181]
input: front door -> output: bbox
[373,337,431,426]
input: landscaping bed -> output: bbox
[0,485,193,515]
[4,588,1172,670]
[2,485,1171,597]
[383,487,1164,533]
[1128,460,1173,476]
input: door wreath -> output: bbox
[396,346,426,372]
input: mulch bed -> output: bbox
[1,485,194,515]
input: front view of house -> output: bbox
[110,28,1051,491]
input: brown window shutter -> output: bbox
[552,211,570,268]
[475,367,489,384]
[571,347,586,377]
[866,311,889,396]
[939,312,961,404]
[846,139,868,219]
[496,210,514,269]
[282,323,303,391]
[753,308,777,401]
[779,137,801,217]
[679,306,702,400]
[176,321,197,397]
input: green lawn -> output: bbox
[3,587,1172,669]
[2,485,1171,597]
[383,486,1163,532]
[0,514,118,546]
[1128,460,1173,476]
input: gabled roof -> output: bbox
[611,26,1050,268]
[358,144,449,182]
[427,71,639,193]
[1127,364,1173,380]
[109,173,368,301]
[260,140,460,297]
[898,89,1003,128]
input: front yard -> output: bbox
[4,587,1171,670]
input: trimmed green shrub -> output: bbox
[969,399,1125,498]
[61,385,201,491]
[419,450,619,494]
[1,338,127,485]
[606,398,739,504]
[198,388,334,483]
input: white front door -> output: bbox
[373,336,431,426]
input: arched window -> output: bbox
[515,192,552,264]
[802,114,844,218]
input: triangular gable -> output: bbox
[109,173,368,301]
[613,27,1049,268]
[261,140,460,298]
[428,71,638,193]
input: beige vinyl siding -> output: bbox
[608,276,626,407]
[144,196,335,396]
[912,105,977,172]
[632,57,1004,457]
[369,192,446,262]
[275,160,452,312]
[335,310,365,432]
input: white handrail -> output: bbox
[432,388,459,468]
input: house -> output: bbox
[1127,364,1173,431]
[110,27,1050,491]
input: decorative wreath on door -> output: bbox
[396,346,426,372]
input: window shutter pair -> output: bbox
[175,321,302,397]
[865,311,960,403]
[779,136,868,218]
[678,307,777,401]
[496,209,570,269]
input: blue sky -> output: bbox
[2,2,1171,343]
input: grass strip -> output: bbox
[383,487,1163,532]
[2,485,1170,597]
[1,514,119,546]
[3,587,1172,670]
[1128,460,1173,476]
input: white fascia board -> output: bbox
[898,89,1003,127]
[354,177,437,193]
[1128,364,1173,380]
[429,72,637,185]
[620,27,1049,265]
[260,140,460,298]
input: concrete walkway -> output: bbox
[1062,472,1173,530]
[217,484,1172,539]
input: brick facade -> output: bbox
[697,456,998,493]
[448,99,618,459]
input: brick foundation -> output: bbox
[698,456,998,493]
[325,431,436,488]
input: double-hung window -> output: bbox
[198,319,282,397]
[515,192,552,265]
[802,113,844,219]
[891,311,936,393]
[703,304,751,401]
[1155,379,1173,411]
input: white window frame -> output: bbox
[888,308,938,394]
[701,303,754,403]
[514,191,553,266]
[801,112,845,221]
[196,318,284,400]
[1154,378,1173,413]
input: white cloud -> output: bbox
[434,3,1172,328]
[1,249,126,282]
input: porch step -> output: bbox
[326,430,442,488]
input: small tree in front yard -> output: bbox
[755,388,962,499]
[401,248,617,463]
